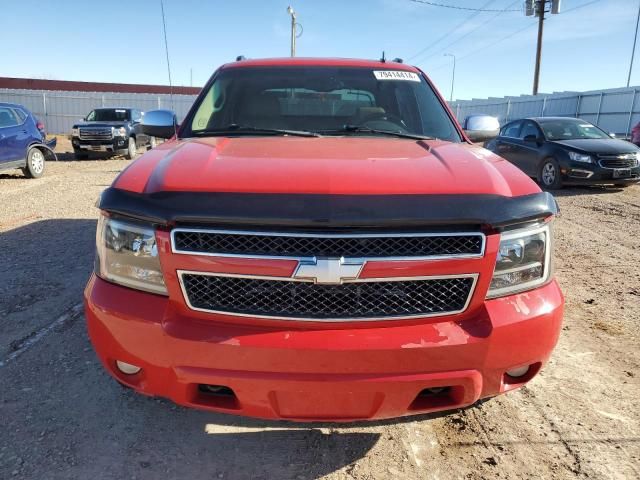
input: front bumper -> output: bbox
[84,275,564,422]
[561,160,640,185]
[72,136,127,153]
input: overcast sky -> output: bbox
[1,0,637,100]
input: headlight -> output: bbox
[568,151,592,163]
[95,215,167,295]
[113,127,126,136]
[486,223,553,299]
[71,127,79,136]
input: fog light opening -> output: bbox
[115,360,142,375]
[198,384,235,396]
[506,365,530,378]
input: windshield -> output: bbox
[539,119,610,140]
[185,66,461,141]
[86,109,130,122]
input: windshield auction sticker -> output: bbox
[373,71,420,82]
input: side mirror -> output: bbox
[463,115,500,143]
[523,134,542,144]
[141,109,178,139]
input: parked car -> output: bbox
[484,117,640,189]
[84,57,563,422]
[70,108,155,160]
[0,102,56,178]
[631,121,640,146]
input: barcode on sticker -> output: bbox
[373,71,420,82]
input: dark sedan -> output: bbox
[484,117,640,189]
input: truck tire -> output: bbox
[24,147,46,178]
[148,136,157,150]
[125,137,137,160]
[538,158,562,190]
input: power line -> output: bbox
[424,0,602,71]
[407,0,499,61]
[417,0,520,63]
[408,0,520,12]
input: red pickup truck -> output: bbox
[84,57,563,421]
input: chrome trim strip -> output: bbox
[170,228,486,262]
[568,169,594,179]
[176,270,479,322]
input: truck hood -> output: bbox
[551,138,639,154]
[113,136,540,197]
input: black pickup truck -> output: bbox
[70,108,156,160]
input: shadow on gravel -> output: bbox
[0,219,96,333]
[553,185,629,197]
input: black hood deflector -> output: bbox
[98,188,558,230]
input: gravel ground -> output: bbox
[0,139,639,479]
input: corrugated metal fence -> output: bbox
[0,89,198,134]
[450,86,640,137]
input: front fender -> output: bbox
[29,141,58,161]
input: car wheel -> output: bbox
[148,136,157,150]
[539,158,562,190]
[125,137,137,160]
[24,148,45,178]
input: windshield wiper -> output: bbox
[193,124,321,137]
[320,125,435,141]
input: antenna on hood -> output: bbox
[159,0,177,137]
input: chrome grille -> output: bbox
[598,154,638,169]
[172,229,484,259]
[79,127,113,140]
[179,272,476,320]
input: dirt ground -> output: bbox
[0,137,638,479]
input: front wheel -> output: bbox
[539,158,562,190]
[125,137,137,160]
[148,136,157,149]
[24,148,45,178]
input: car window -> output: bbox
[502,121,522,138]
[132,110,142,121]
[12,108,27,124]
[520,121,540,139]
[86,109,131,122]
[187,66,461,141]
[0,107,20,128]
[539,119,610,140]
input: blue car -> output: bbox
[0,102,57,178]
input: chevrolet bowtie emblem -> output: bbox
[293,258,364,284]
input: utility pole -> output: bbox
[287,6,297,57]
[628,0,640,88]
[526,0,561,95]
[532,0,546,95]
[444,53,456,102]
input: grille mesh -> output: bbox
[598,156,638,169]
[79,128,112,140]
[173,231,483,258]
[181,274,474,319]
